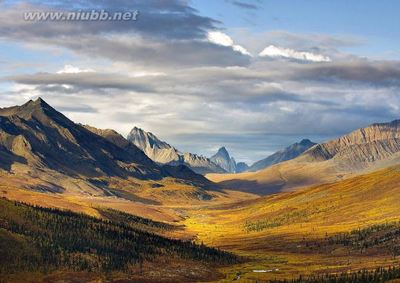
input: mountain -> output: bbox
[0,98,161,179]
[236,162,249,173]
[207,119,400,194]
[0,98,216,198]
[127,127,225,174]
[210,147,238,173]
[209,147,250,173]
[247,139,316,172]
[302,120,400,168]
[127,127,181,165]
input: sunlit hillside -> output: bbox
[187,166,400,281]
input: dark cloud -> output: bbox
[0,1,251,68]
[6,72,155,92]
[293,60,400,86]
[0,0,218,40]
[230,1,260,10]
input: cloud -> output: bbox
[229,1,260,10]
[291,60,400,86]
[6,72,155,92]
[1,0,400,162]
[0,1,251,68]
[259,45,331,62]
[229,29,363,60]
[0,1,218,40]
[57,65,95,74]
[207,31,252,56]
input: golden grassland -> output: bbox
[185,165,400,281]
[206,157,348,195]
[1,166,400,281]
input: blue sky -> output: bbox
[0,0,399,164]
[192,0,400,59]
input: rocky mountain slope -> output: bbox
[127,127,225,174]
[208,120,400,194]
[0,98,216,197]
[0,98,161,178]
[248,139,316,172]
[302,120,400,168]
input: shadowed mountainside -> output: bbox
[0,98,218,200]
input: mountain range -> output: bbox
[127,127,226,174]
[207,119,400,194]
[128,126,254,174]
[0,98,215,198]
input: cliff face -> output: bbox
[303,120,400,168]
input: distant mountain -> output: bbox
[208,119,400,195]
[210,147,238,173]
[236,162,249,173]
[248,139,316,172]
[127,127,225,174]
[0,98,214,195]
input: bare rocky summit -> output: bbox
[127,127,225,174]
[210,147,237,173]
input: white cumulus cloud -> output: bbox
[207,31,252,56]
[259,45,331,62]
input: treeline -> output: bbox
[98,208,177,234]
[0,197,238,275]
[317,222,400,257]
[269,266,400,283]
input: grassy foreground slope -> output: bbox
[0,197,238,282]
[187,166,400,281]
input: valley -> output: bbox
[1,99,400,282]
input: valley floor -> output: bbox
[2,166,400,282]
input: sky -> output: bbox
[0,0,399,164]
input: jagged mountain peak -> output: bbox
[210,146,237,173]
[0,97,74,129]
[128,126,172,151]
[127,126,225,174]
[216,146,230,157]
